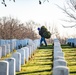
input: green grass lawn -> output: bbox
[16,45,53,75]
[62,45,76,75]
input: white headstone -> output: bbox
[54,51,62,57]
[54,52,64,60]
[5,58,15,75]
[33,41,37,49]
[12,52,21,72]
[54,56,65,60]
[53,66,69,75]
[28,39,33,45]
[26,45,32,58]
[10,39,16,52]
[31,45,34,54]
[21,47,30,62]
[54,47,62,51]
[54,59,67,67]
[0,47,2,58]
[0,60,9,75]
[6,44,10,54]
[2,45,7,56]
[34,39,40,47]
[32,43,37,52]
[17,49,25,65]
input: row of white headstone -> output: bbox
[0,39,40,57]
[0,39,30,52]
[53,39,69,75]
[0,39,40,75]
[66,38,76,47]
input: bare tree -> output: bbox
[0,17,21,39]
[56,0,76,28]
[39,0,49,4]
[0,17,39,39]
[50,23,59,38]
[1,0,15,7]
[70,0,76,9]
[1,0,50,6]
[25,20,38,39]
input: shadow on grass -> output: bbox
[38,44,53,49]
[34,57,52,61]
[35,54,52,57]
[16,69,52,75]
[61,44,73,49]
[22,62,52,68]
[70,71,76,74]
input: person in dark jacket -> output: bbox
[38,27,47,46]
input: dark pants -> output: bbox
[40,37,47,46]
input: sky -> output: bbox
[0,0,76,38]
[0,0,65,22]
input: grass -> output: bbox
[16,44,53,75]
[61,44,76,75]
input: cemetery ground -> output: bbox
[1,44,76,75]
[16,44,53,75]
[62,44,76,75]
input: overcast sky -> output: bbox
[0,0,65,22]
[0,0,76,37]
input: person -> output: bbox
[38,27,47,46]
